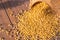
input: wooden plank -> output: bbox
[0,0,15,40]
[0,0,29,40]
[1,0,29,28]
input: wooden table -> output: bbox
[0,0,29,40]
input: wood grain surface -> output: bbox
[0,0,29,40]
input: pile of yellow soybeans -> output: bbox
[18,2,60,40]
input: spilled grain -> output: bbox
[18,2,60,40]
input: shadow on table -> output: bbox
[0,0,29,9]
